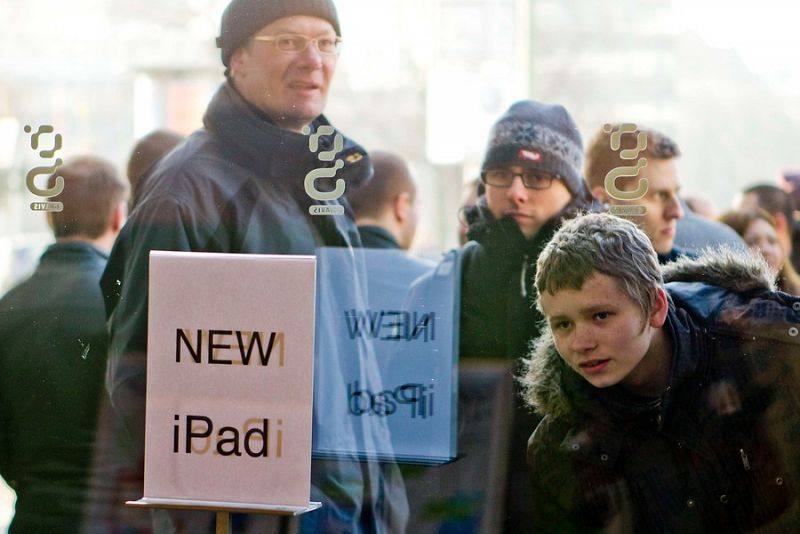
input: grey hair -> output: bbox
[535,213,663,319]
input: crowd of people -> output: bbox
[1,0,799,532]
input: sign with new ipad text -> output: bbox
[140,251,317,511]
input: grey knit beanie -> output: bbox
[216,0,341,70]
[481,100,584,197]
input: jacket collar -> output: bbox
[463,196,570,261]
[202,81,369,248]
[41,241,108,263]
[463,198,532,257]
[203,81,372,202]
[463,192,601,253]
[358,225,400,249]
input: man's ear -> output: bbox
[109,202,127,233]
[591,185,609,203]
[648,287,669,328]
[228,47,248,80]
[393,191,412,223]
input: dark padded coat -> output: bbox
[459,193,597,361]
[0,242,109,533]
[458,191,598,533]
[523,250,800,533]
[95,82,406,533]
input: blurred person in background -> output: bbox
[736,183,800,272]
[96,0,406,531]
[585,124,690,263]
[719,208,800,295]
[585,123,742,256]
[779,168,800,269]
[457,177,480,246]
[682,191,719,219]
[0,157,127,533]
[459,99,598,532]
[346,150,419,250]
[778,167,800,213]
[675,200,745,252]
[126,129,184,210]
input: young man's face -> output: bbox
[230,16,338,132]
[540,272,669,395]
[596,158,684,254]
[484,165,573,239]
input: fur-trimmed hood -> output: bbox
[520,248,781,419]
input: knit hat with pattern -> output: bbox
[216,0,341,71]
[481,100,584,197]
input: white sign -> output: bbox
[135,251,318,513]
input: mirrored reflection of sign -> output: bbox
[24,124,63,212]
[133,251,318,513]
[604,123,648,216]
[313,248,459,464]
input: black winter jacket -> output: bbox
[0,242,109,533]
[523,251,800,533]
[459,193,596,361]
[97,83,407,533]
[458,192,598,533]
[101,82,370,447]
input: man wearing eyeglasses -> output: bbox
[95,1,407,532]
[459,100,597,532]
[461,100,596,360]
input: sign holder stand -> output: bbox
[216,512,229,534]
[126,498,322,534]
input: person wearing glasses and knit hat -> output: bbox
[96,1,406,532]
[459,100,598,532]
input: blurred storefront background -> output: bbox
[1,1,800,528]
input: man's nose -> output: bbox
[570,324,597,352]
[297,40,324,67]
[665,194,684,220]
[507,175,528,203]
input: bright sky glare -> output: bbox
[671,0,800,86]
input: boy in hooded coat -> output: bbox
[522,212,800,533]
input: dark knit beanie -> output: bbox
[481,100,584,197]
[216,0,341,70]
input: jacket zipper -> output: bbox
[520,254,529,298]
[740,448,751,471]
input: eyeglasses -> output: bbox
[481,169,560,190]
[252,34,342,55]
